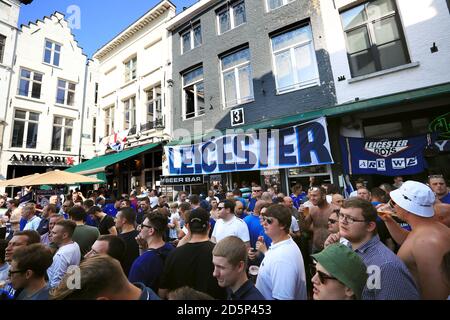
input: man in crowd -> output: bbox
[137,197,152,225]
[115,207,139,276]
[255,204,307,300]
[428,175,450,204]
[389,181,450,299]
[177,191,187,205]
[129,212,174,292]
[51,255,160,300]
[356,187,371,202]
[22,204,41,232]
[59,200,73,219]
[248,186,263,212]
[434,203,450,228]
[9,244,53,300]
[88,206,117,235]
[234,200,247,220]
[212,236,265,300]
[331,194,344,209]
[393,176,404,189]
[47,220,81,288]
[211,200,250,246]
[290,184,307,209]
[69,206,100,257]
[158,208,226,299]
[325,198,419,299]
[206,190,219,203]
[40,214,64,249]
[36,204,57,235]
[300,187,338,253]
[84,235,126,266]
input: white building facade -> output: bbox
[0,12,93,184]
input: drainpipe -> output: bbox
[78,59,90,164]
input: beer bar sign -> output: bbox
[160,175,205,186]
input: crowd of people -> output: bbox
[0,174,449,300]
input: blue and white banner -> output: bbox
[165,117,334,175]
[340,135,430,176]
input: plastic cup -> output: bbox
[248,265,260,283]
[303,206,310,216]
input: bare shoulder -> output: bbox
[411,223,450,250]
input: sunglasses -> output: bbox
[218,206,225,209]
[8,269,25,277]
[311,266,338,284]
[261,216,274,224]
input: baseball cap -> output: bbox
[390,180,435,217]
[312,243,367,300]
[188,207,210,229]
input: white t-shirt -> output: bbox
[205,196,219,203]
[256,237,307,300]
[149,196,159,208]
[47,242,81,288]
[24,215,42,231]
[290,216,300,233]
[169,212,180,239]
[211,215,250,243]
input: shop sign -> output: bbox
[340,135,430,176]
[160,175,205,186]
[429,112,450,139]
[166,117,333,175]
[9,154,75,166]
[435,140,450,152]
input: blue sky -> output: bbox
[19,0,199,57]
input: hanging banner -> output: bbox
[165,117,334,175]
[339,135,430,176]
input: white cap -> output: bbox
[390,181,435,217]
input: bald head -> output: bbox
[434,203,450,228]
[331,194,344,208]
[283,197,293,208]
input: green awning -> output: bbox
[167,82,450,146]
[66,143,160,175]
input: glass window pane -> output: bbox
[21,69,31,78]
[346,26,371,54]
[33,73,43,82]
[45,41,52,49]
[64,128,72,151]
[341,4,367,30]
[15,110,26,119]
[29,112,39,121]
[223,70,237,106]
[182,32,191,53]
[294,44,318,84]
[238,65,253,102]
[67,91,75,106]
[31,82,41,99]
[218,10,230,34]
[184,85,195,118]
[196,82,205,114]
[58,80,66,88]
[349,50,377,77]
[54,44,61,52]
[18,79,29,96]
[183,67,203,86]
[53,51,60,66]
[69,83,76,91]
[66,119,74,127]
[56,88,65,104]
[272,26,312,52]
[275,50,295,90]
[268,0,283,10]
[52,126,62,150]
[26,122,38,148]
[54,117,63,125]
[233,2,246,27]
[373,16,400,45]
[367,0,395,20]
[44,49,51,64]
[193,25,202,47]
[222,48,250,70]
[378,40,408,70]
[11,121,25,148]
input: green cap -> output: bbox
[311,243,367,299]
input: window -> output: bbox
[11,110,39,149]
[181,22,202,54]
[92,117,96,143]
[94,83,99,104]
[221,47,254,107]
[124,57,137,83]
[43,40,61,66]
[145,85,161,125]
[18,68,43,99]
[341,0,410,77]
[217,1,246,34]
[123,97,136,130]
[271,24,319,93]
[267,0,294,11]
[104,105,115,136]
[51,116,73,152]
[182,67,205,119]
[0,34,5,64]
[56,79,76,106]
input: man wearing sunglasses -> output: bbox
[211,200,250,247]
[255,204,307,300]
[325,198,419,300]
[248,186,263,212]
[387,181,450,299]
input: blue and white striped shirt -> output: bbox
[354,235,420,300]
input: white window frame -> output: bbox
[220,47,254,108]
[124,56,137,83]
[217,1,246,35]
[18,68,43,99]
[92,117,97,143]
[10,109,40,149]
[266,0,295,12]
[56,79,76,106]
[0,34,6,64]
[43,39,61,67]
[104,105,115,136]
[51,116,74,152]
[180,22,202,54]
[270,24,320,94]
[145,85,162,125]
[182,67,205,120]
[123,96,136,130]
